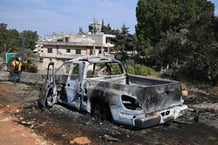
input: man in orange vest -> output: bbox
[11,57,22,84]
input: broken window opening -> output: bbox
[55,63,71,84]
[71,64,79,80]
[121,95,142,110]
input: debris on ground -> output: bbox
[0,81,218,145]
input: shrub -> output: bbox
[127,64,135,74]
[23,57,38,73]
[127,62,156,76]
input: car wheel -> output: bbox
[92,103,105,120]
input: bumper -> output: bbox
[133,105,188,128]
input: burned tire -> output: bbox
[91,101,112,121]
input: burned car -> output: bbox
[39,56,188,128]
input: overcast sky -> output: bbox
[0,0,217,37]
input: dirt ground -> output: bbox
[0,81,218,145]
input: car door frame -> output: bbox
[65,62,83,109]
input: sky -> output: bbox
[0,0,217,37]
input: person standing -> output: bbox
[12,58,22,84]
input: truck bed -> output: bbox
[87,74,183,114]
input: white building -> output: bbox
[34,31,116,71]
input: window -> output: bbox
[57,39,63,42]
[65,37,69,42]
[76,49,81,54]
[87,62,123,77]
[55,62,71,84]
[39,57,43,62]
[66,48,71,53]
[47,48,53,53]
[71,64,79,80]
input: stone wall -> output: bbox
[21,72,47,84]
[0,71,47,84]
[0,71,9,81]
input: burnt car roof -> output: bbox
[66,56,119,63]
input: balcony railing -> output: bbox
[38,41,114,48]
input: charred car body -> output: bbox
[39,56,188,128]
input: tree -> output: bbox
[0,22,39,59]
[100,22,137,61]
[20,30,38,51]
[135,0,218,85]
[5,29,20,52]
[135,0,214,59]
[101,22,137,55]
[101,20,112,34]
[178,13,218,85]
[115,24,129,52]
[125,34,137,55]
[150,28,189,70]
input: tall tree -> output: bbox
[1,23,39,55]
[135,0,214,58]
[20,30,38,51]
[115,24,129,52]
[179,13,218,84]
[101,20,112,34]
[5,29,20,52]
[101,22,136,53]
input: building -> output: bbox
[34,22,116,71]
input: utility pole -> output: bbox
[90,17,97,56]
[0,23,7,62]
[21,33,25,61]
